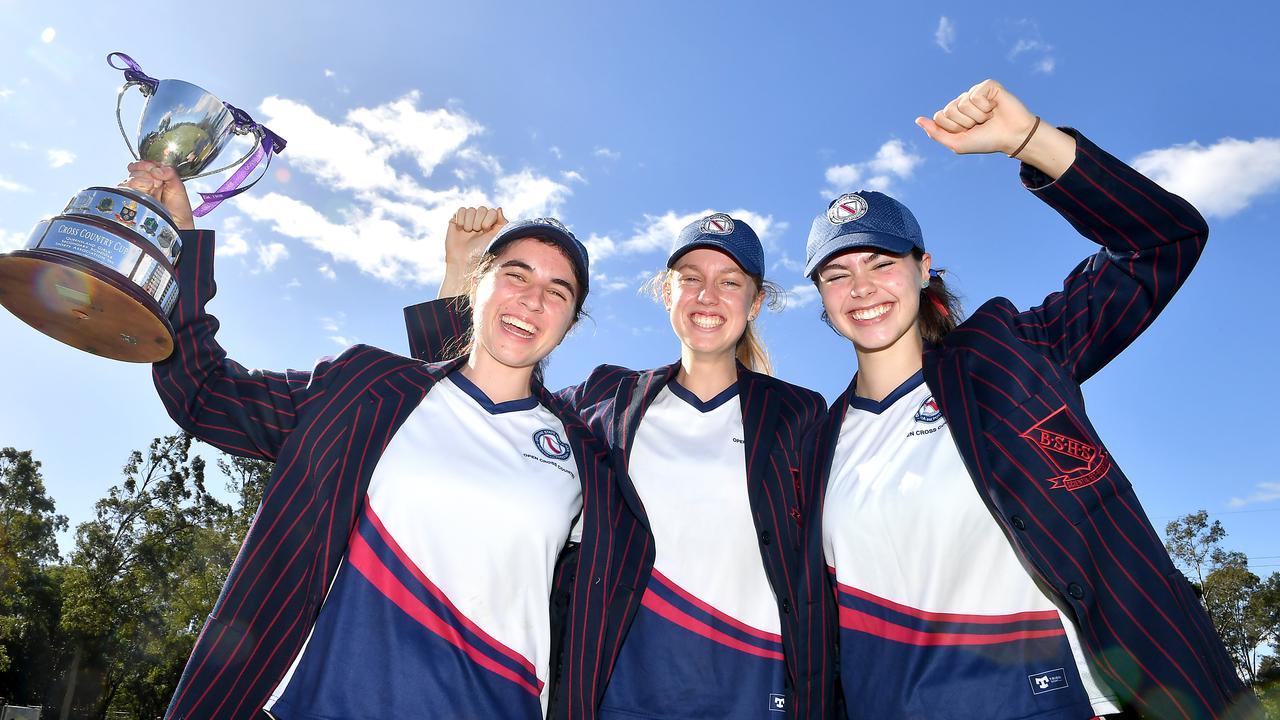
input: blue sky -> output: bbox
[1,1,1278,569]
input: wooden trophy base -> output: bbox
[0,248,175,362]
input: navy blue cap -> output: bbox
[668,213,764,277]
[487,217,590,296]
[804,191,925,277]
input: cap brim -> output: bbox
[489,227,590,295]
[667,240,760,276]
[804,231,917,277]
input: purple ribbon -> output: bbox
[107,52,159,94]
[192,102,287,217]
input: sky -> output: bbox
[1,1,1278,570]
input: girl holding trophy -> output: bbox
[126,161,610,719]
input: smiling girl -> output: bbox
[802,80,1259,719]
[129,160,605,720]
[408,210,831,718]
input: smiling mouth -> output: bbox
[690,313,725,330]
[501,315,537,338]
[849,303,892,321]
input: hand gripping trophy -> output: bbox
[0,53,285,362]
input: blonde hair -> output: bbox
[641,268,782,376]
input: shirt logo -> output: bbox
[827,192,869,224]
[1019,405,1111,491]
[768,693,786,712]
[533,428,571,460]
[914,395,943,423]
[1027,668,1068,695]
[699,213,735,235]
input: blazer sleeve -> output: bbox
[404,296,469,362]
[1008,130,1209,384]
[151,229,349,462]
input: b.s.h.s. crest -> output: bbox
[1019,406,1111,491]
[827,193,869,225]
[699,213,735,235]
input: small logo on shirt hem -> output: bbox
[768,693,786,712]
[1028,667,1069,695]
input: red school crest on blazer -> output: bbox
[1019,405,1111,491]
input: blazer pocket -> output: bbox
[982,387,1131,526]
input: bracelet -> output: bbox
[1009,116,1041,159]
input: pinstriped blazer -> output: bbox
[802,132,1262,719]
[404,307,833,718]
[153,229,611,719]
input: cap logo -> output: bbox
[827,193,869,225]
[699,213,735,236]
[530,217,571,234]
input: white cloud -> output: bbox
[1008,22,1055,74]
[241,96,573,287]
[40,28,55,43]
[0,175,29,192]
[0,88,12,101]
[47,149,75,168]
[347,92,482,178]
[1132,137,1280,218]
[318,264,336,280]
[494,169,574,220]
[589,209,786,264]
[594,147,621,161]
[255,241,289,272]
[0,228,26,252]
[323,69,335,78]
[1227,481,1280,508]
[824,139,924,194]
[785,284,820,311]
[935,17,955,53]
[549,146,562,159]
[285,277,301,289]
[218,216,250,256]
[561,170,587,184]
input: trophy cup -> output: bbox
[0,53,284,362]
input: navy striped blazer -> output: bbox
[153,230,611,719]
[404,306,833,717]
[801,132,1262,719]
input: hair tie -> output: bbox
[929,291,950,318]
[1009,116,1041,159]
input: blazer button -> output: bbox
[1067,582,1085,600]
[1011,515,1027,531]
[782,599,792,614]
[760,530,772,545]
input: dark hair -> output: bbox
[641,268,783,375]
[445,237,589,362]
[815,248,963,342]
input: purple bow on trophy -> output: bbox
[0,53,286,363]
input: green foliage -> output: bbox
[1165,510,1280,697]
[0,447,68,691]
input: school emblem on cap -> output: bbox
[827,193,869,225]
[533,428,572,461]
[699,213,735,235]
[531,217,570,233]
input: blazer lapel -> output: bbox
[608,361,678,528]
[737,367,783,522]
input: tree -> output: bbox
[1165,510,1280,696]
[59,433,226,719]
[0,447,68,704]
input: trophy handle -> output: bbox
[183,125,263,182]
[115,80,151,162]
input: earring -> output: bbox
[921,279,931,289]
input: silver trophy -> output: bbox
[0,53,283,362]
